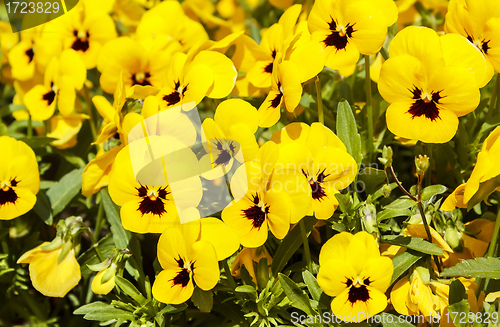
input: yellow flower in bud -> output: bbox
[0,136,39,220]
[46,113,89,149]
[17,242,81,297]
[231,247,272,283]
[91,265,116,295]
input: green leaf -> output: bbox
[256,257,269,290]
[46,168,84,216]
[53,148,86,168]
[302,270,323,302]
[381,235,444,255]
[335,193,354,214]
[18,137,58,148]
[357,167,386,195]
[391,250,423,284]
[33,191,53,225]
[336,100,362,165]
[377,208,412,222]
[384,198,416,210]
[278,273,315,315]
[421,185,447,202]
[447,299,470,327]
[101,188,131,250]
[271,216,316,276]
[73,302,133,324]
[449,279,467,305]
[235,285,257,300]
[440,257,500,279]
[191,287,213,313]
[114,276,146,305]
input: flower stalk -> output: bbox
[315,76,324,125]
[300,219,312,272]
[364,55,374,159]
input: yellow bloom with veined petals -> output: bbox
[317,231,393,322]
[152,225,219,304]
[0,136,39,220]
[271,123,357,219]
[379,26,486,143]
[308,0,397,71]
[156,50,236,111]
[222,142,310,247]
[24,49,86,121]
[97,36,181,94]
[445,0,500,76]
[17,242,81,297]
[43,1,117,69]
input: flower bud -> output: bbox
[415,154,430,175]
[381,184,392,198]
[360,203,378,236]
[378,146,393,168]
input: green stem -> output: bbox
[300,219,312,271]
[380,47,389,61]
[222,259,243,300]
[84,86,97,141]
[94,201,104,239]
[85,228,104,262]
[487,73,499,121]
[364,55,374,159]
[27,113,32,138]
[315,76,324,125]
[478,208,500,295]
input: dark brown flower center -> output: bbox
[0,178,19,206]
[302,168,329,201]
[42,83,56,106]
[466,34,491,55]
[25,48,34,63]
[171,257,195,287]
[324,19,355,50]
[213,139,236,166]
[408,86,443,121]
[264,49,277,74]
[269,82,283,109]
[136,185,169,216]
[346,277,371,304]
[242,193,269,228]
[163,81,187,106]
[71,30,90,52]
[132,72,152,87]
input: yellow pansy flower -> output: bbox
[43,1,117,69]
[378,26,486,143]
[97,36,181,94]
[222,142,310,247]
[317,231,393,322]
[152,225,219,304]
[156,50,236,111]
[24,49,86,121]
[271,123,357,219]
[17,242,81,297]
[46,113,89,149]
[0,136,39,220]
[445,0,500,76]
[91,264,117,295]
[308,0,397,71]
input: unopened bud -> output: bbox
[360,203,378,235]
[445,226,463,252]
[378,146,393,168]
[415,154,430,175]
[381,184,392,198]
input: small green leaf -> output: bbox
[101,189,131,250]
[449,279,467,305]
[381,235,444,255]
[18,137,58,148]
[357,167,386,195]
[377,208,412,222]
[384,198,416,210]
[440,257,500,279]
[302,270,323,302]
[336,100,362,165]
[114,276,146,305]
[271,216,316,276]
[391,250,423,284]
[421,185,447,202]
[278,273,315,315]
[46,168,84,216]
[447,299,470,327]
[191,287,213,313]
[256,257,269,290]
[33,191,53,225]
[73,302,133,323]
